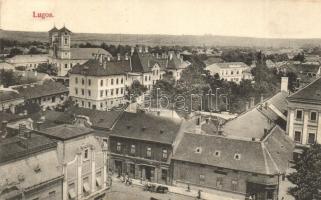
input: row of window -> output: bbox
[74,88,124,97]
[198,175,239,192]
[116,142,168,159]
[195,147,241,160]
[76,100,116,109]
[221,69,242,76]
[295,109,318,121]
[75,77,124,86]
[294,130,316,144]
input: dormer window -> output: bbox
[214,150,221,157]
[195,147,202,154]
[234,153,241,160]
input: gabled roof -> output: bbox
[70,48,112,60]
[70,59,131,76]
[14,81,68,100]
[167,53,190,70]
[131,52,167,73]
[208,62,249,69]
[173,126,294,175]
[59,26,72,34]
[49,26,58,33]
[287,77,321,104]
[110,112,182,144]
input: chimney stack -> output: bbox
[145,46,148,53]
[131,46,135,55]
[125,53,129,60]
[260,95,264,104]
[107,56,110,61]
[138,46,143,53]
[169,53,173,60]
[250,97,255,108]
[117,53,121,61]
[1,121,8,139]
[281,77,288,92]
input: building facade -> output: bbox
[205,62,253,84]
[172,125,294,200]
[38,123,109,200]
[286,78,321,152]
[69,57,131,110]
[108,111,183,185]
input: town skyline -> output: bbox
[2,0,321,39]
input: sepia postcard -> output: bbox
[1,0,321,199]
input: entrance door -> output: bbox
[115,160,123,177]
[145,166,152,181]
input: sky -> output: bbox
[1,0,321,39]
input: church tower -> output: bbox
[48,26,71,59]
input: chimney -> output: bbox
[260,95,264,104]
[35,121,43,130]
[245,102,249,111]
[117,53,121,61]
[145,46,148,53]
[34,71,38,77]
[24,110,28,116]
[99,54,103,64]
[281,77,288,92]
[169,53,173,60]
[1,121,8,138]
[250,97,255,108]
[138,46,143,53]
[107,56,110,61]
[125,53,129,60]
[263,128,268,137]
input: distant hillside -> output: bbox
[1,29,321,48]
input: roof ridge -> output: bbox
[261,142,271,174]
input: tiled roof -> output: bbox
[210,62,249,69]
[131,52,167,73]
[0,134,61,194]
[167,54,190,70]
[70,48,112,60]
[287,77,321,104]
[173,126,293,175]
[49,26,58,33]
[110,112,182,144]
[70,59,131,76]
[223,108,275,140]
[15,80,68,100]
[0,90,23,102]
[40,124,93,140]
[68,107,124,130]
[0,112,27,129]
[204,57,224,66]
[59,26,72,33]
[6,54,49,64]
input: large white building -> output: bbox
[205,62,253,84]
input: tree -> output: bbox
[287,144,321,200]
[35,63,58,76]
[293,53,305,62]
[0,69,19,87]
[28,47,42,54]
[126,81,147,102]
[9,48,23,57]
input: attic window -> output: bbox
[214,150,221,157]
[234,153,241,160]
[195,147,202,154]
[34,164,41,173]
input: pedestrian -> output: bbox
[197,189,202,199]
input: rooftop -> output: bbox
[131,51,167,73]
[70,48,112,60]
[39,124,93,140]
[0,131,57,163]
[0,89,23,102]
[6,54,48,63]
[208,62,249,69]
[13,80,68,100]
[110,112,182,144]
[173,126,294,175]
[70,59,131,76]
[287,77,321,104]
